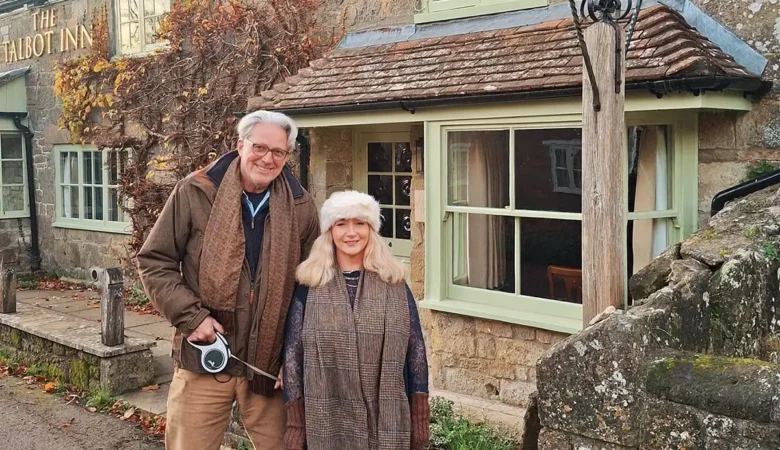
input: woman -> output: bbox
[282,190,429,450]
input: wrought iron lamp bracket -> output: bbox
[568,0,643,111]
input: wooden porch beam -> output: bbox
[582,22,627,326]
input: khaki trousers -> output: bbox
[165,368,286,450]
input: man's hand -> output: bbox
[188,317,224,343]
[275,367,284,390]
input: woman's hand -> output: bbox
[275,367,284,390]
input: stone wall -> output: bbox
[1,0,132,277]
[308,127,354,208]
[536,186,780,449]
[694,0,780,228]
[0,324,154,394]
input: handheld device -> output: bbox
[187,332,278,381]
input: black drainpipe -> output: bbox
[711,169,780,217]
[0,112,41,270]
[296,131,310,191]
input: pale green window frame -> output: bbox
[54,145,131,235]
[115,0,171,56]
[0,132,30,219]
[415,0,548,24]
[422,111,699,335]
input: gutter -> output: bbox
[258,76,769,117]
[0,112,42,271]
[711,169,780,217]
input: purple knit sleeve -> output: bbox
[283,286,307,403]
[406,284,429,394]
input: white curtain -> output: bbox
[466,132,509,289]
[632,127,669,274]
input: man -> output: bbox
[137,110,319,450]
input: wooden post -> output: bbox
[582,22,627,326]
[0,267,16,314]
[93,267,124,346]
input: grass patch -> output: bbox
[429,397,516,450]
[763,241,779,262]
[86,387,115,411]
[743,160,779,183]
[24,364,45,377]
[126,285,150,307]
[17,271,60,290]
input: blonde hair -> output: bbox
[296,228,406,287]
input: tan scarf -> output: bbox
[199,157,300,386]
[302,271,411,449]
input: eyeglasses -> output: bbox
[243,137,290,161]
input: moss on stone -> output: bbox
[9,329,20,348]
[46,364,64,381]
[69,359,91,391]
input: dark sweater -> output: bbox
[242,190,269,279]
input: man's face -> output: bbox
[237,123,289,193]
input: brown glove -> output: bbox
[411,392,430,450]
[284,397,306,450]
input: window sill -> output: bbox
[111,43,171,61]
[54,220,132,235]
[0,211,30,220]
[419,297,581,334]
[414,0,548,24]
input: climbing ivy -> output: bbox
[54,0,320,274]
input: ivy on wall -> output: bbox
[54,0,319,271]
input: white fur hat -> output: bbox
[320,190,381,233]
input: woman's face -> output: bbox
[331,218,371,259]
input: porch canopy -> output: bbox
[0,67,29,128]
[249,5,766,115]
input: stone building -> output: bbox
[0,0,778,435]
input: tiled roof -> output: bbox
[250,5,760,112]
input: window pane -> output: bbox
[520,218,582,303]
[368,175,392,205]
[395,208,411,240]
[452,213,514,293]
[108,151,120,185]
[129,22,140,49]
[145,17,161,45]
[368,142,392,172]
[2,186,24,212]
[395,176,411,207]
[379,208,393,238]
[628,218,669,277]
[84,187,94,219]
[516,128,582,212]
[95,186,104,220]
[144,0,155,17]
[447,130,509,208]
[395,142,412,172]
[628,126,673,213]
[1,134,23,159]
[62,186,79,219]
[60,152,79,184]
[93,152,103,185]
[109,188,121,222]
[83,152,93,184]
[155,0,169,14]
[2,161,23,184]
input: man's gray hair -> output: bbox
[237,110,299,152]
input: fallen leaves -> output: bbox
[86,406,97,413]
[59,418,75,429]
[122,407,136,420]
[44,381,58,393]
[141,384,160,392]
